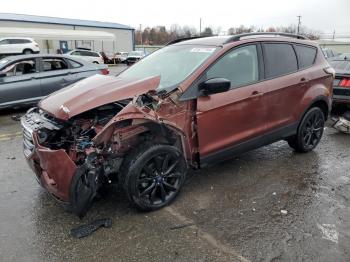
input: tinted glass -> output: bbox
[43,58,68,71]
[206,45,259,87]
[294,45,317,69]
[0,39,10,45]
[3,59,36,76]
[263,43,298,78]
[8,39,31,44]
[89,52,100,57]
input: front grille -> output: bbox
[21,119,35,158]
[21,108,64,158]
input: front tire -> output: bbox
[121,143,187,211]
[287,107,325,152]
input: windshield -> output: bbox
[119,45,217,93]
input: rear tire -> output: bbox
[287,107,325,153]
[23,49,33,55]
[121,143,187,211]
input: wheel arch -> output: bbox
[302,96,330,121]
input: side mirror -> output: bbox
[199,78,231,96]
[0,72,6,78]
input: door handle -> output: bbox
[300,77,309,83]
[250,90,263,97]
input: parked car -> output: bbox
[0,37,39,56]
[21,33,333,217]
[322,48,339,60]
[66,49,104,64]
[0,54,109,109]
[100,51,114,64]
[338,53,350,60]
[329,57,350,105]
[114,52,129,63]
[125,50,146,65]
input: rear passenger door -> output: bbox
[261,42,316,131]
[38,57,75,96]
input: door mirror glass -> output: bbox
[199,78,231,95]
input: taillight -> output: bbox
[100,68,109,75]
[339,78,350,87]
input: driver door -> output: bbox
[0,58,42,107]
[195,44,270,164]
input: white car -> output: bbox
[0,37,40,55]
[114,52,129,63]
[125,51,146,65]
[66,49,104,64]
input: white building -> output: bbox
[0,13,135,54]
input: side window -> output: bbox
[0,39,9,45]
[206,45,259,88]
[42,58,69,71]
[294,45,317,69]
[263,43,298,78]
[92,52,100,57]
[71,51,80,56]
[3,59,37,76]
[67,59,82,68]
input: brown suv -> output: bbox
[21,33,334,217]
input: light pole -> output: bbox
[297,15,301,34]
[139,24,143,45]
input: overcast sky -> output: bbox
[1,0,349,36]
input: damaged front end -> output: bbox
[22,85,194,217]
[22,100,130,216]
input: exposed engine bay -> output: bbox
[22,92,187,217]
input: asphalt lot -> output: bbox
[0,69,350,261]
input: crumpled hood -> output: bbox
[39,74,160,120]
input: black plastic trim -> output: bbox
[200,122,298,168]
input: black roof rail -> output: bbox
[224,32,309,43]
[165,36,206,46]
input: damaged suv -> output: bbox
[22,33,333,217]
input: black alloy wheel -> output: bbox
[122,143,186,211]
[288,107,325,152]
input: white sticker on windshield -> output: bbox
[190,47,216,53]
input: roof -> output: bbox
[1,54,74,62]
[173,36,232,46]
[0,13,133,30]
[0,27,115,41]
[0,54,100,68]
[175,34,316,47]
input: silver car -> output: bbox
[0,54,109,109]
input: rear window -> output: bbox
[294,45,317,69]
[89,52,100,57]
[67,59,82,68]
[263,43,298,78]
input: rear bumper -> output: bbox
[333,95,350,104]
[333,87,350,104]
